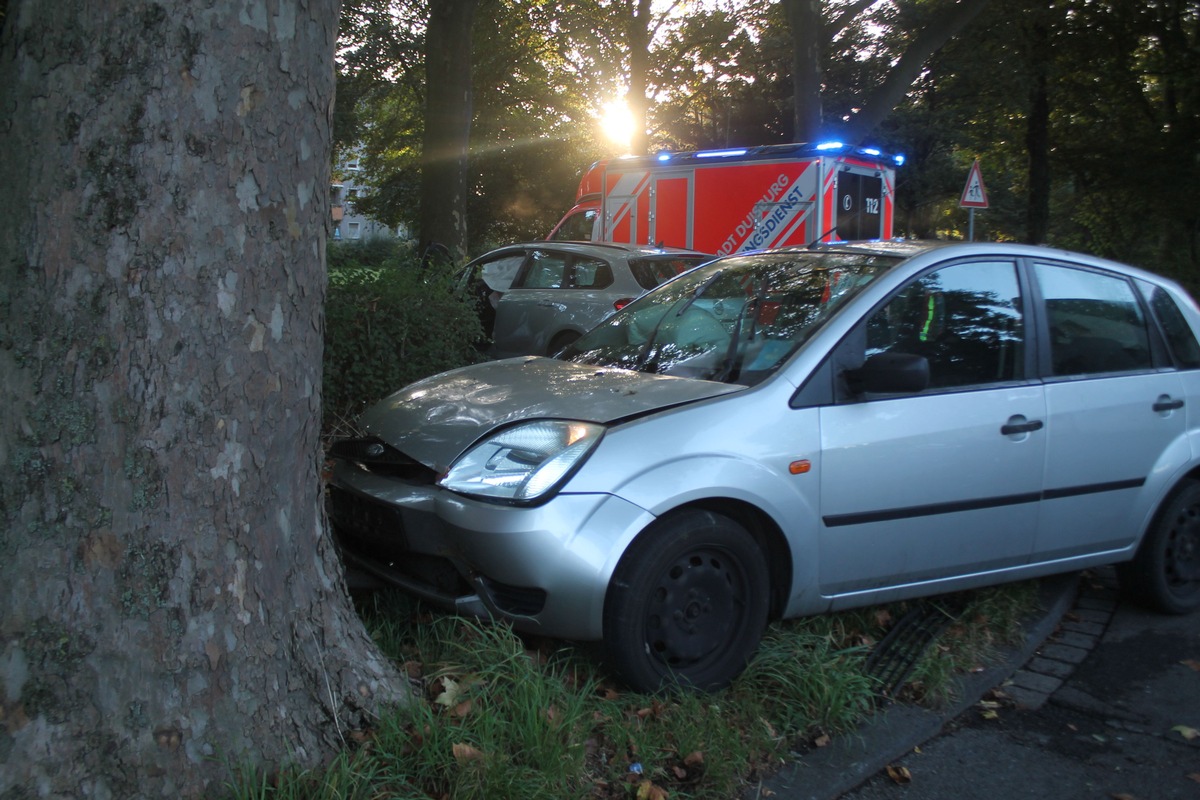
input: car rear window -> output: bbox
[629,256,708,290]
[1142,284,1200,369]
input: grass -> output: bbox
[227,582,1040,799]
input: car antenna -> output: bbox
[807,226,839,249]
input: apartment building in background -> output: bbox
[330,153,407,240]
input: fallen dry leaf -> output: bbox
[452,743,485,763]
[875,608,893,628]
[1181,659,1200,672]
[636,779,669,800]
[886,765,912,785]
[812,734,832,748]
[683,751,704,767]
[451,699,473,718]
[672,765,688,780]
[1171,725,1199,741]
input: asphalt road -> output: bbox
[840,575,1200,800]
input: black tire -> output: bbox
[546,331,580,356]
[1118,479,1200,614]
[602,509,770,693]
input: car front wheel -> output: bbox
[602,509,770,693]
[1119,479,1200,614]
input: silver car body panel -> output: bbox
[359,356,743,472]
[332,241,1200,641]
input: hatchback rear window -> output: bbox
[1142,284,1200,369]
[629,256,708,290]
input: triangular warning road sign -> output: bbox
[959,160,989,208]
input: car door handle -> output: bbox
[1000,419,1044,436]
[1153,396,1184,412]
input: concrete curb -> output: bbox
[747,573,1080,800]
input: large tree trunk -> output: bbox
[0,0,403,795]
[1025,20,1051,244]
[625,0,653,156]
[782,0,824,142]
[418,0,478,264]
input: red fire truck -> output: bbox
[548,142,903,255]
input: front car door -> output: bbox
[817,259,1044,600]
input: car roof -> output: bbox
[471,241,710,261]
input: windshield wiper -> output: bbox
[712,279,766,383]
[634,270,724,372]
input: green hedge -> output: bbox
[323,240,483,433]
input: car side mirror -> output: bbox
[843,352,930,396]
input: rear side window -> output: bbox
[516,251,568,289]
[628,256,707,290]
[1142,283,1200,369]
[572,258,614,290]
[1036,263,1152,377]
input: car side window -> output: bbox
[517,251,568,289]
[1035,263,1152,377]
[1139,282,1200,369]
[862,260,1024,390]
[550,209,596,241]
[572,258,614,290]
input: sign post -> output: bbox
[958,159,989,241]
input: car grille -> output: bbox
[479,577,547,616]
[328,437,438,483]
[327,485,409,562]
[327,485,475,601]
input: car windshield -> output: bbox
[560,251,901,386]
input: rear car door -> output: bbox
[817,259,1044,597]
[1032,261,1188,560]
[492,249,571,357]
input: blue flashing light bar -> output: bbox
[893,154,906,166]
[656,152,672,162]
[695,148,749,159]
[862,148,881,156]
[816,141,846,151]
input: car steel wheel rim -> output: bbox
[1167,502,1200,588]
[644,548,746,668]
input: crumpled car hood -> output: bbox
[359,356,743,471]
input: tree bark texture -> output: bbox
[418,0,478,264]
[0,0,402,795]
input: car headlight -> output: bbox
[438,420,605,502]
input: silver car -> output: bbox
[330,241,1200,692]
[457,241,709,358]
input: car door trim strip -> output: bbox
[823,478,1145,528]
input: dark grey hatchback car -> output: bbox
[457,241,709,358]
